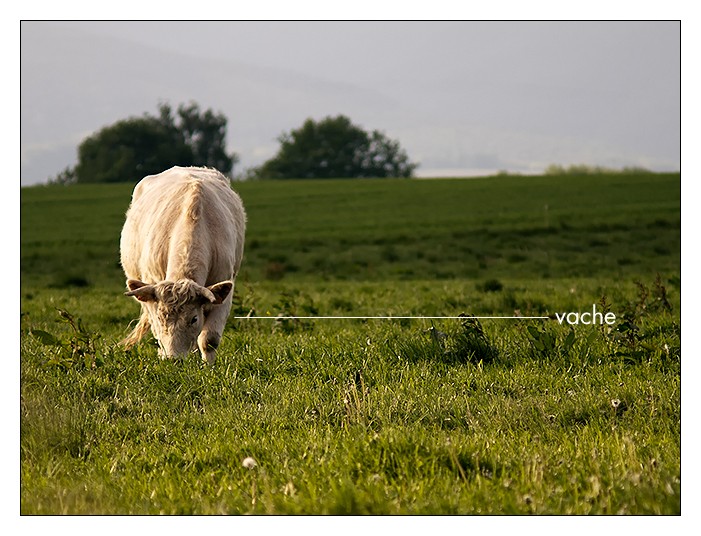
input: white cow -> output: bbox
[120,166,246,364]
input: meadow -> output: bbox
[20,172,681,514]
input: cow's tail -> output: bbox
[121,312,151,349]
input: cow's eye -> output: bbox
[190,315,198,325]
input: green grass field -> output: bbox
[20,173,681,514]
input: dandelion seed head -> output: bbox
[242,456,258,469]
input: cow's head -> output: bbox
[125,278,232,358]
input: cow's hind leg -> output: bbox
[198,292,233,365]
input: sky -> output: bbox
[20,20,680,185]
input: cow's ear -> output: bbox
[197,287,216,305]
[125,279,157,302]
[207,281,233,305]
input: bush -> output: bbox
[253,115,418,179]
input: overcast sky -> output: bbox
[20,20,680,185]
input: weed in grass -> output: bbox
[525,325,558,359]
[30,309,103,370]
[603,276,679,366]
[443,314,498,364]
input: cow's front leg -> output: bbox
[198,292,233,365]
[198,330,220,365]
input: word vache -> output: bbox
[555,304,616,325]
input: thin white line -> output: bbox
[237,316,550,320]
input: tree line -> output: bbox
[52,102,418,184]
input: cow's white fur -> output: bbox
[120,166,246,364]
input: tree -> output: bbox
[253,115,418,179]
[70,102,238,183]
[166,102,237,174]
[73,113,190,183]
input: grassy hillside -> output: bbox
[20,173,681,514]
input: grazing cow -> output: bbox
[120,166,246,364]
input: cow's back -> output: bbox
[120,166,246,286]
